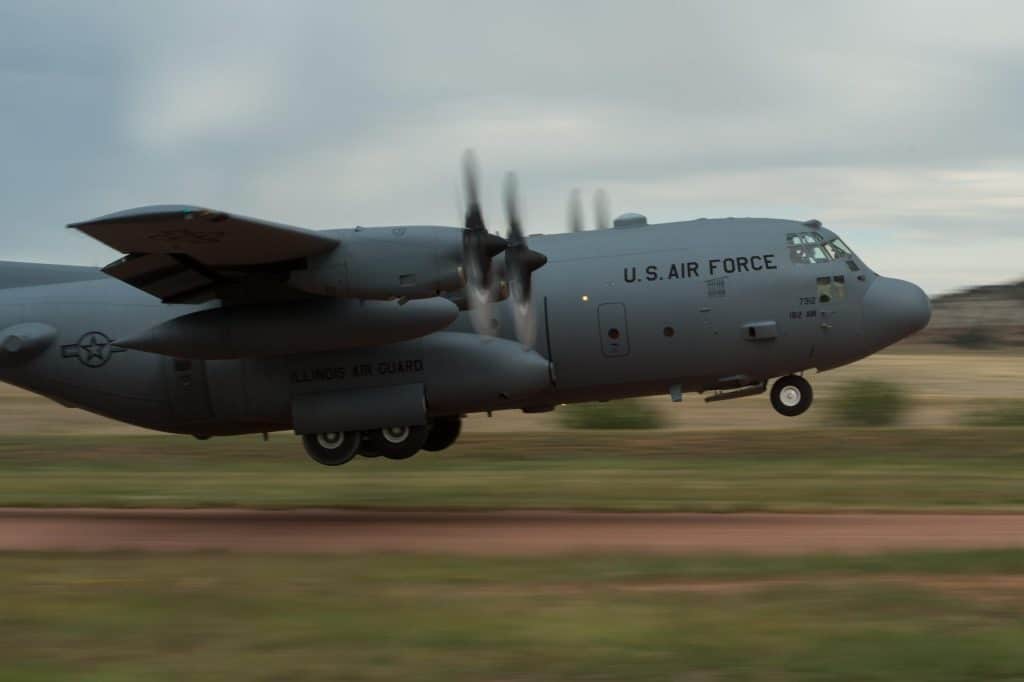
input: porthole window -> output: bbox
[607,327,620,340]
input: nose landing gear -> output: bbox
[770,375,813,417]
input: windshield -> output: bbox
[786,232,829,264]
[823,237,854,260]
[787,233,857,264]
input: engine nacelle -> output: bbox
[288,225,467,300]
[116,297,459,360]
[421,332,554,414]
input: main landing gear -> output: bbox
[302,416,463,467]
[302,431,362,466]
[422,416,462,452]
[770,375,813,417]
[360,425,429,460]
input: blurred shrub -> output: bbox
[831,380,911,427]
[963,400,1024,427]
[559,399,665,430]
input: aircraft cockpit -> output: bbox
[786,232,861,272]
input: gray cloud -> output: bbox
[1,1,1023,292]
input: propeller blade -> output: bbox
[503,172,548,347]
[504,172,523,245]
[462,150,484,233]
[460,150,506,337]
[568,188,584,232]
[466,274,498,337]
[512,295,537,350]
[594,188,611,230]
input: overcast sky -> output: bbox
[2,1,1023,294]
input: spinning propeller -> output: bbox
[568,188,584,232]
[594,188,611,230]
[460,151,547,347]
[461,151,507,337]
[568,188,611,232]
[503,172,548,348]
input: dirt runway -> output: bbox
[1,509,1024,555]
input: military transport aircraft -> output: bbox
[0,153,929,465]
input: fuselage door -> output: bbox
[598,303,630,357]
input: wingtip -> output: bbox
[68,205,211,230]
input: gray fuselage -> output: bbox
[0,218,930,436]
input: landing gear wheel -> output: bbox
[423,416,462,452]
[357,435,383,458]
[362,425,428,460]
[770,375,813,417]
[358,442,383,458]
[302,431,361,466]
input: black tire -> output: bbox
[302,431,361,466]
[422,416,462,452]
[357,437,383,458]
[770,375,813,417]
[358,443,383,458]
[361,425,428,460]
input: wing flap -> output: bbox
[103,253,222,304]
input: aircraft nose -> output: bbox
[862,276,931,351]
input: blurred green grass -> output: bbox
[830,379,912,426]
[3,550,1024,681]
[558,399,666,429]
[963,399,1024,427]
[1,429,1024,511]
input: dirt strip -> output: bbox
[1,509,1023,555]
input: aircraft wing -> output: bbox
[69,205,339,304]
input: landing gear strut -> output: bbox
[302,431,361,466]
[770,375,813,417]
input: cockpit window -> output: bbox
[787,232,830,264]
[788,233,857,265]
[823,238,854,260]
